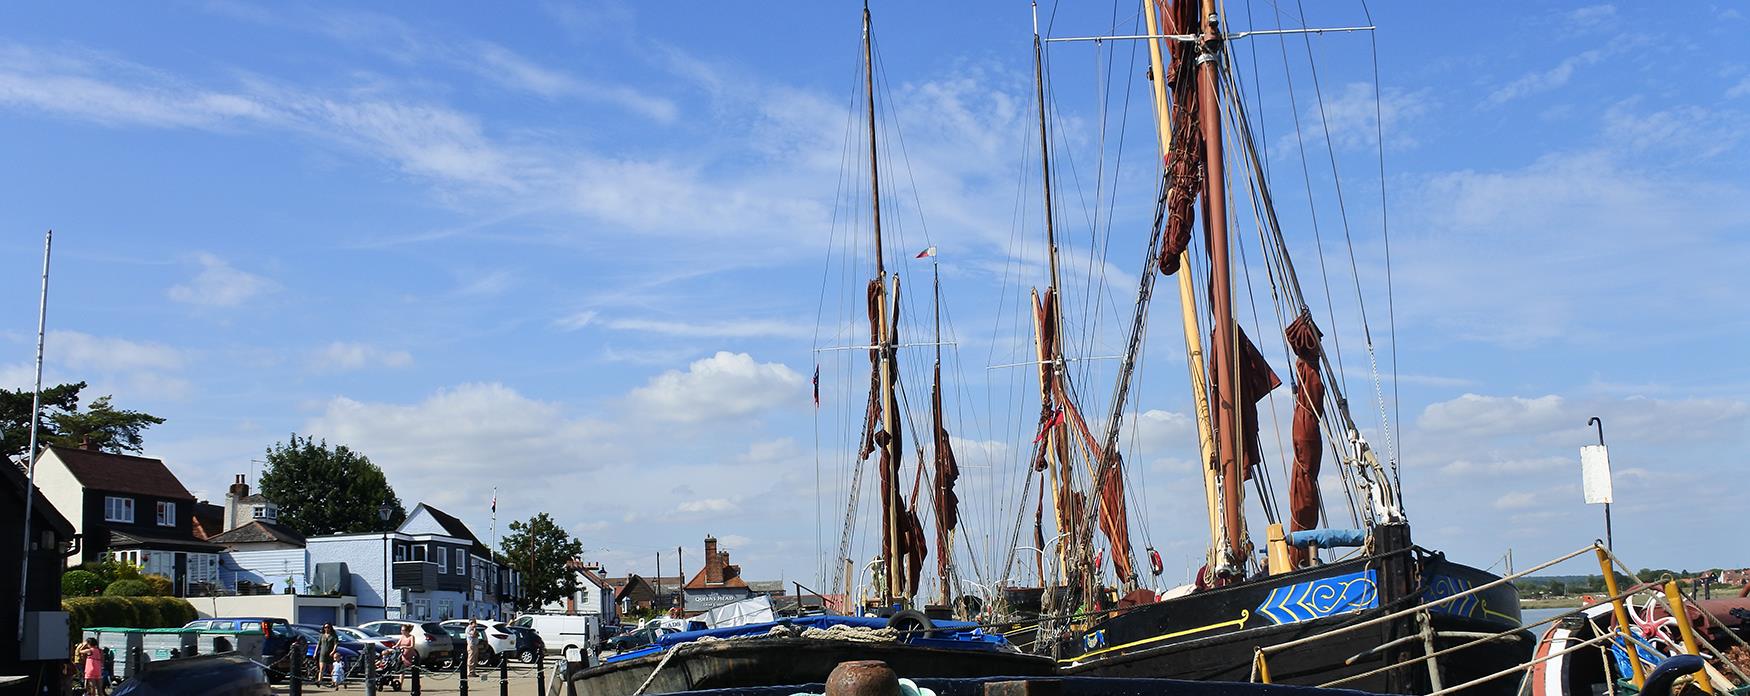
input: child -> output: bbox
[75,637,107,696]
[330,647,346,689]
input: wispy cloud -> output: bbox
[598,317,812,340]
[469,42,677,122]
[167,253,272,307]
[51,330,185,373]
[311,342,413,372]
[1487,48,1609,105]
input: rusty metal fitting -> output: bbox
[825,660,901,696]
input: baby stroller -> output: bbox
[370,644,414,691]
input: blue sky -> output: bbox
[2,1,1746,594]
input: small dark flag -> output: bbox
[812,365,821,408]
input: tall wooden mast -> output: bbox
[863,2,905,606]
[1193,0,1248,578]
[1142,0,1223,576]
[1030,0,1074,587]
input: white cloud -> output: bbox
[1122,409,1196,455]
[167,253,271,307]
[305,382,608,479]
[1420,394,1568,435]
[50,330,184,372]
[1729,75,1750,99]
[1564,4,1617,31]
[311,342,413,372]
[628,352,804,423]
[1285,82,1432,152]
[675,498,738,514]
[1492,491,1537,510]
[1488,49,1609,105]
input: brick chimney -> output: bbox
[703,535,723,585]
[224,474,249,531]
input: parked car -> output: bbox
[601,623,675,654]
[438,619,516,663]
[183,618,298,659]
[506,614,598,658]
[335,626,398,652]
[501,625,546,664]
[356,620,455,667]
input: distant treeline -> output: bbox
[1514,568,1736,596]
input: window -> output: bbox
[411,544,426,562]
[412,600,430,619]
[156,501,176,527]
[456,549,467,574]
[393,543,407,562]
[437,547,447,573]
[104,496,135,523]
[437,600,453,620]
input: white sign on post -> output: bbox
[1580,444,1613,504]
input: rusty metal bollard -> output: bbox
[825,660,901,696]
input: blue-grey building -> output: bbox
[306,503,522,622]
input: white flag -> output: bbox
[1580,444,1612,504]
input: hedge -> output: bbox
[63,596,198,644]
[62,570,105,597]
[103,579,154,597]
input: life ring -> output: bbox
[887,609,936,638]
[1148,548,1164,577]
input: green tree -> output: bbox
[498,513,583,612]
[258,434,405,536]
[1,382,164,462]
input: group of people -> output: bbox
[70,619,489,693]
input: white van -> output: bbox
[508,614,599,662]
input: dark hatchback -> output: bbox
[502,625,546,664]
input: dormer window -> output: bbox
[156,501,176,527]
[251,504,278,521]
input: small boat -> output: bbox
[1520,592,1750,696]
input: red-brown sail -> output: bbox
[1210,326,1281,479]
[1154,0,1205,277]
[932,362,960,586]
[1284,313,1325,568]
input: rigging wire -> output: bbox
[1359,0,1405,503]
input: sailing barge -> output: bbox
[993,0,1533,693]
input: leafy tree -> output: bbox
[1548,580,1567,596]
[2,382,163,462]
[498,513,584,612]
[258,434,406,536]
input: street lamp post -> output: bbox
[379,504,393,620]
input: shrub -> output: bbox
[142,574,174,596]
[62,570,105,597]
[62,596,198,644]
[103,579,153,597]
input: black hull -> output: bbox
[1058,526,1532,695]
[561,638,1056,696]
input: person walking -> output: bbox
[396,624,417,669]
[75,637,107,695]
[465,618,483,680]
[316,624,339,687]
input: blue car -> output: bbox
[291,624,364,681]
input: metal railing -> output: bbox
[1248,542,1738,695]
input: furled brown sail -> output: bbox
[1284,313,1325,568]
[932,362,960,585]
[1154,0,1206,277]
[1210,327,1281,479]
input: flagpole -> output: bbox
[16,229,52,645]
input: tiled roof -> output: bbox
[207,520,306,546]
[108,530,223,553]
[42,445,193,500]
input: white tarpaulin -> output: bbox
[705,595,776,629]
[1580,444,1613,505]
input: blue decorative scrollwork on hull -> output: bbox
[1256,569,1380,625]
[1423,574,1479,618]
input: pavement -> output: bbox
[272,661,554,695]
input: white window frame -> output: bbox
[393,543,407,562]
[156,501,176,527]
[437,546,447,574]
[457,549,467,576]
[412,600,430,619]
[105,496,135,523]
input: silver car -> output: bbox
[357,620,455,666]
